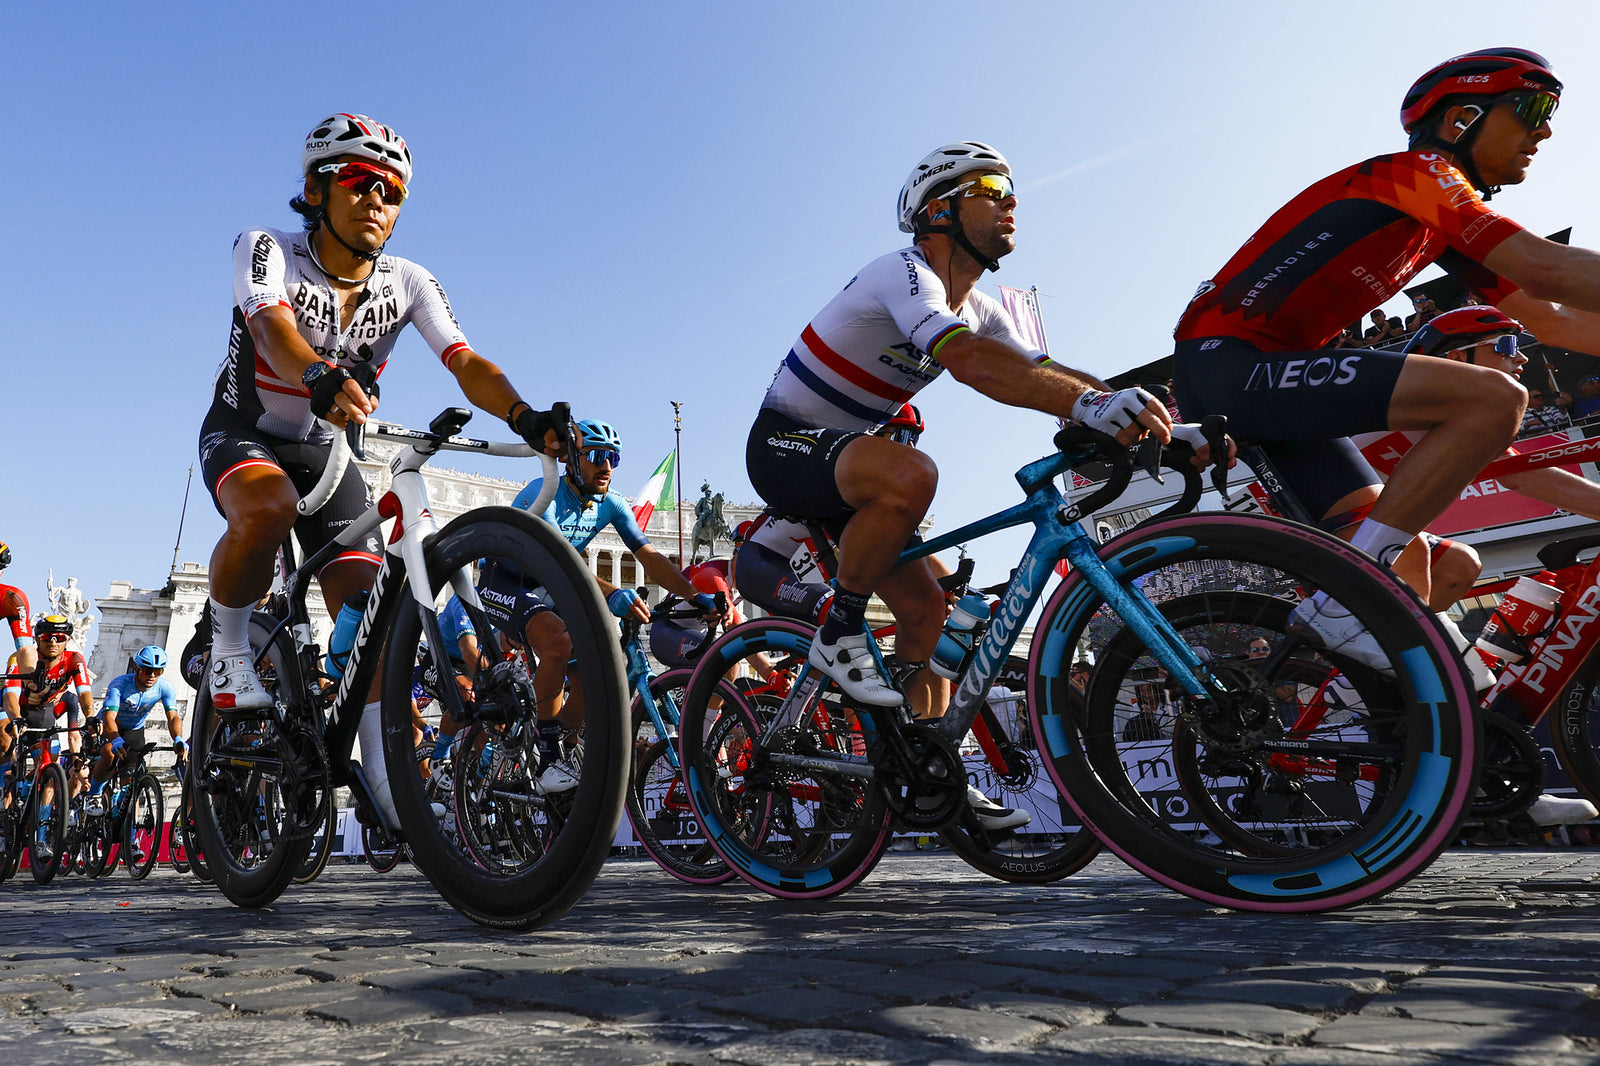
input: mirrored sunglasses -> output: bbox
[1492,335,1519,356]
[1509,91,1558,129]
[40,634,68,643]
[948,173,1015,202]
[317,160,408,205]
[583,448,621,469]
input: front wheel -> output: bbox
[124,773,164,881]
[30,763,69,884]
[1030,513,1477,913]
[292,790,337,884]
[383,507,629,929]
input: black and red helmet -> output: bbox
[882,403,925,446]
[1401,48,1561,132]
[1403,305,1530,356]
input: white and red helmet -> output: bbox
[897,142,1010,234]
[302,113,412,184]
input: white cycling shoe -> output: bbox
[1434,612,1497,692]
[966,786,1030,831]
[537,750,582,794]
[208,655,273,712]
[1527,794,1598,826]
[809,630,902,707]
[1287,595,1393,675]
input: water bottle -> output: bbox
[1475,573,1563,665]
[930,592,991,680]
[325,590,370,679]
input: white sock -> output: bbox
[1349,519,1412,570]
[209,597,256,660]
[358,700,398,827]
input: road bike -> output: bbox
[191,406,629,928]
[0,724,72,884]
[679,425,1476,911]
[81,740,167,881]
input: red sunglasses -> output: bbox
[317,160,408,205]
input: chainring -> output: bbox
[1471,712,1545,820]
[881,724,967,829]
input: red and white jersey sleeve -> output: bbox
[759,246,1043,431]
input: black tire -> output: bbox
[0,775,22,882]
[80,811,113,879]
[191,615,313,907]
[124,774,163,880]
[678,617,892,900]
[30,762,69,884]
[1030,513,1477,913]
[626,669,739,886]
[938,700,1102,884]
[292,790,337,884]
[168,801,191,875]
[382,507,629,929]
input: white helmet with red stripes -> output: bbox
[302,114,412,184]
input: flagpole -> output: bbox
[671,401,684,565]
[171,464,194,577]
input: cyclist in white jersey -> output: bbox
[746,142,1184,715]
[196,114,565,827]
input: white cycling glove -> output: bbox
[1169,422,1210,453]
[1070,387,1159,436]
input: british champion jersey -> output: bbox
[212,227,472,442]
[1176,152,1524,351]
[760,246,1044,431]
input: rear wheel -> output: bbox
[0,774,23,882]
[383,507,629,929]
[679,618,891,900]
[191,615,313,907]
[1547,650,1600,810]
[124,773,163,880]
[1031,514,1477,913]
[292,790,337,884]
[939,700,1102,883]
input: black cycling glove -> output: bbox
[510,402,571,452]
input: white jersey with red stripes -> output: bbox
[758,245,1043,431]
[211,227,471,442]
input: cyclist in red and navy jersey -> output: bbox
[198,114,566,827]
[1174,48,1600,669]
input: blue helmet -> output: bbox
[574,419,622,452]
[133,645,168,670]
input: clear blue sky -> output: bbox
[3,2,1597,620]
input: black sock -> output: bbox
[818,587,872,646]
[536,720,565,765]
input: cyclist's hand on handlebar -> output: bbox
[1071,387,1172,446]
[1170,423,1237,471]
[512,405,569,457]
[608,588,650,623]
[307,363,377,427]
[692,592,729,626]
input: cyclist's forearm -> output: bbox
[1501,467,1600,522]
[938,334,1092,418]
[639,550,698,600]
[1036,355,1112,392]
[249,306,333,386]
[447,350,526,423]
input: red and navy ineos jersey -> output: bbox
[1176,152,1524,350]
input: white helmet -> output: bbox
[896,142,1010,234]
[302,114,412,185]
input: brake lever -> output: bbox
[1203,415,1230,498]
[345,418,366,461]
[1136,436,1164,484]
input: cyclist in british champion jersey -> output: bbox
[1174,49,1600,672]
[746,142,1187,806]
[198,114,567,827]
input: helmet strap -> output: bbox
[1415,107,1500,201]
[313,214,385,275]
[918,199,1001,274]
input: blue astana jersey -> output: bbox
[513,476,649,554]
[100,673,178,730]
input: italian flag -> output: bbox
[631,450,677,527]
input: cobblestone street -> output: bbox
[5,850,1600,1064]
